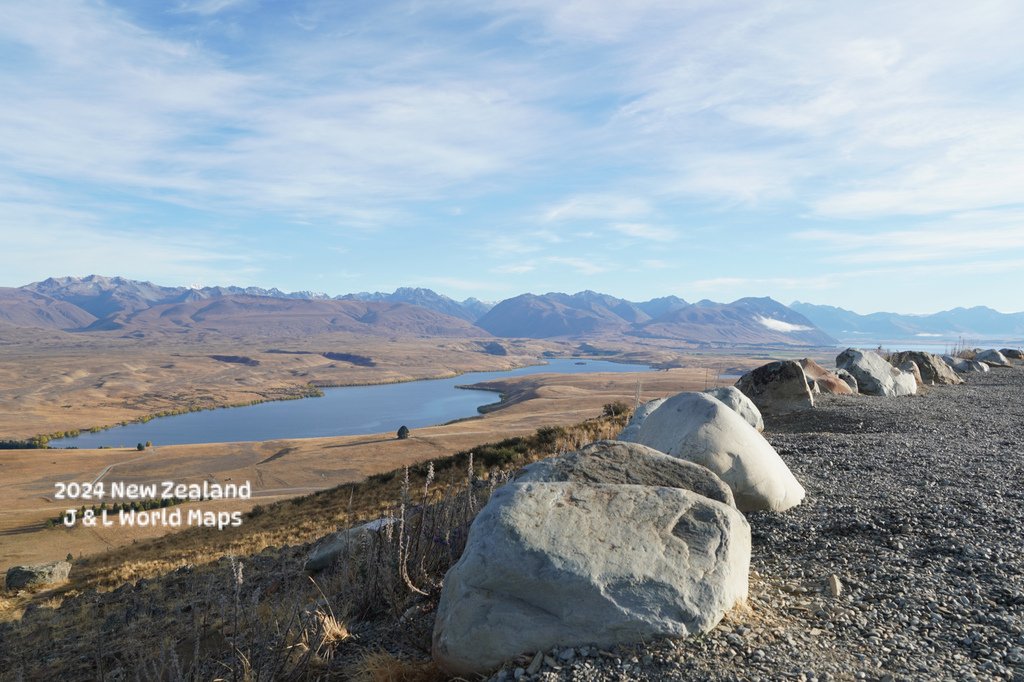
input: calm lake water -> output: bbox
[51,359,653,448]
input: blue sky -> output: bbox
[2,1,1023,314]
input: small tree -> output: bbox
[145,440,152,448]
[397,425,410,440]
[136,442,145,451]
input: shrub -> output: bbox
[397,425,410,440]
[602,400,631,417]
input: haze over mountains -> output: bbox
[791,302,1024,342]
[2,275,1020,346]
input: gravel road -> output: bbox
[490,366,1024,682]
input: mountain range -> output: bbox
[791,302,1024,341]
[6,274,966,347]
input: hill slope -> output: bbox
[0,288,97,330]
[478,292,836,346]
[111,296,489,337]
[638,297,837,346]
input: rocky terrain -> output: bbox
[483,366,1024,681]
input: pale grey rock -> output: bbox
[5,560,71,589]
[734,360,814,416]
[617,398,665,442]
[888,351,963,386]
[304,517,395,571]
[630,392,805,512]
[835,368,859,393]
[704,386,765,432]
[432,482,751,675]
[515,440,734,506]
[975,349,1011,367]
[942,355,990,374]
[898,360,924,387]
[836,349,917,397]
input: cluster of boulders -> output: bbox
[729,347,1021,417]
[431,387,807,674]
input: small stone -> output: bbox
[827,575,842,598]
[558,647,575,662]
[513,667,525,680]
[526,651,543,675]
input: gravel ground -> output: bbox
[487,366,1024,682]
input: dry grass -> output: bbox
[0,409,631,680]
[350,652,445,682]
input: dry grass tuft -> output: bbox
[351,651,446,682]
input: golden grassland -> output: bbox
[0,366,762,574]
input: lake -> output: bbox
[50,358,653,448]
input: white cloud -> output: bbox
[175,0,248,15]
[610,223,676,242]
[795,210,1024,264]
[547,256,608,275]
[542,194,651,222]
[756,316,812,333]
[494,263,536,274]
[0,1,559,226]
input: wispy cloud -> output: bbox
[547,256,608,275]
[493,263,536,274]
[2,1,1023,311]
[175,0,249,15]
[542,194,651,222]
[610,222,676,242]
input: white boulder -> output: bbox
[942,355,990,373]
[836,349,917,397]
[975,349,1010,367]
[629,392,805,512]
[515,440,734,506]
[888,351,963,385]
[617,398,665,442]
[432,482,750,675]
[704,386,764,432]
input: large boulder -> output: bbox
[798,358,854,395]
[1000,348,1023,360]
[5,561,71,590]
[629,392,805,512]
[617,398,665,442]
[432,482,751,675]
[897,360,924,387]
[515,440,734,507]
[888,351,963,386]
[836,349,917,397]
[704,386,764,431]
[304,517,395,571]
[975,349,1011,367]
[734,360,814,415]
[942,355,989,374]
